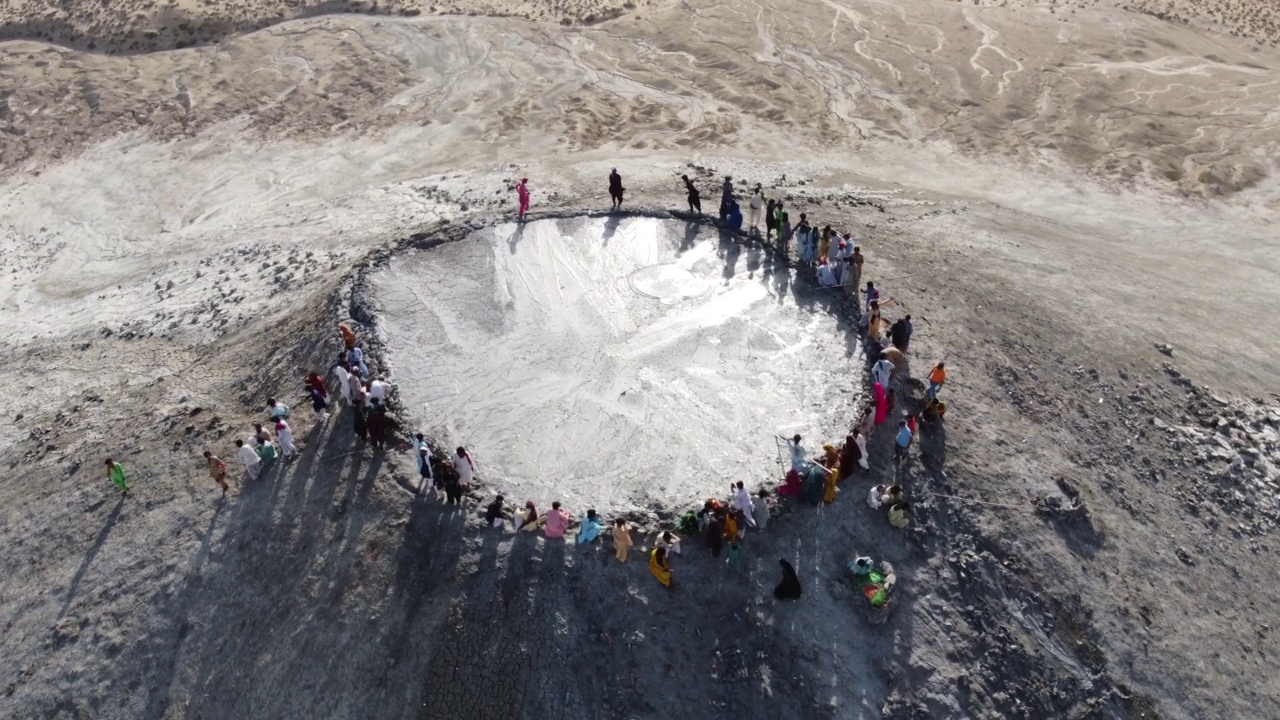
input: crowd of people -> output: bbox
[102,175,949,606]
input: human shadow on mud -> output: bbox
[58,496,126,620]
[602,214,622,246]
[679,220,700,255]
[145,407,384,718]
[507,223,527,255]
[717,228,742,283]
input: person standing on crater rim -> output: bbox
[609,168,625,209]
[720,176,735,222]
[748,185,764,235]
[682,174,701,214]
[515,177,530,221]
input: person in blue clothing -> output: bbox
[894,420,914,461]
[346,345,369,378]
[577,509,606,544]
[726,201,743,232]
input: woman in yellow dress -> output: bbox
[612,519,633,562]
[649,547,672,588]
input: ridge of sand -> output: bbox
[1,0,1275,57]
[0,0,651,54]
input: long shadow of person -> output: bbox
[679,220,700,255]
[58,495,127,619]
[718,228,741,282]
[602,214,622,246]
[507,222,527,255]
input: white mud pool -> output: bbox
[372,216,863,513]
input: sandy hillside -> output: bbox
[1,0,1278,719]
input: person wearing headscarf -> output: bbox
[649,546,672,588]
[888,502,910,528]
[612,518,633,562]
[453,447,475,486]
[306,371,328,400]
[802,465,826,506]
[822,465,839,504]
[339,323,357,351]
[838,434,862,482]
[774,558,801,600]
[515,501,541,532]
[577,509,606,544]
[874,382,889,425]
[723,511,740,543]
[515,178,530,221]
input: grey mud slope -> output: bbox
[373,217,858,513]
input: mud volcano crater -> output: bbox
[371,216,862,513]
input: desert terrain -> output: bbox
[1,0,1278,718]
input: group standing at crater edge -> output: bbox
[103,172,949,605]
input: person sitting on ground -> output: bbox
[649,546,673,589]
[774,558,801,600]
[888,502,910,529]
[751,489,771,531]
[577,509,606,544]
[515,501,541,532]
[544,501,570,538]
[485,494,513,528]
[881,485,904,508]
[612,518,633,562]
[656,530,682,556]
[868,484,889,509]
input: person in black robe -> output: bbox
[774,558,801,600]
[705,511,725,558]
[609,168,625,209]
